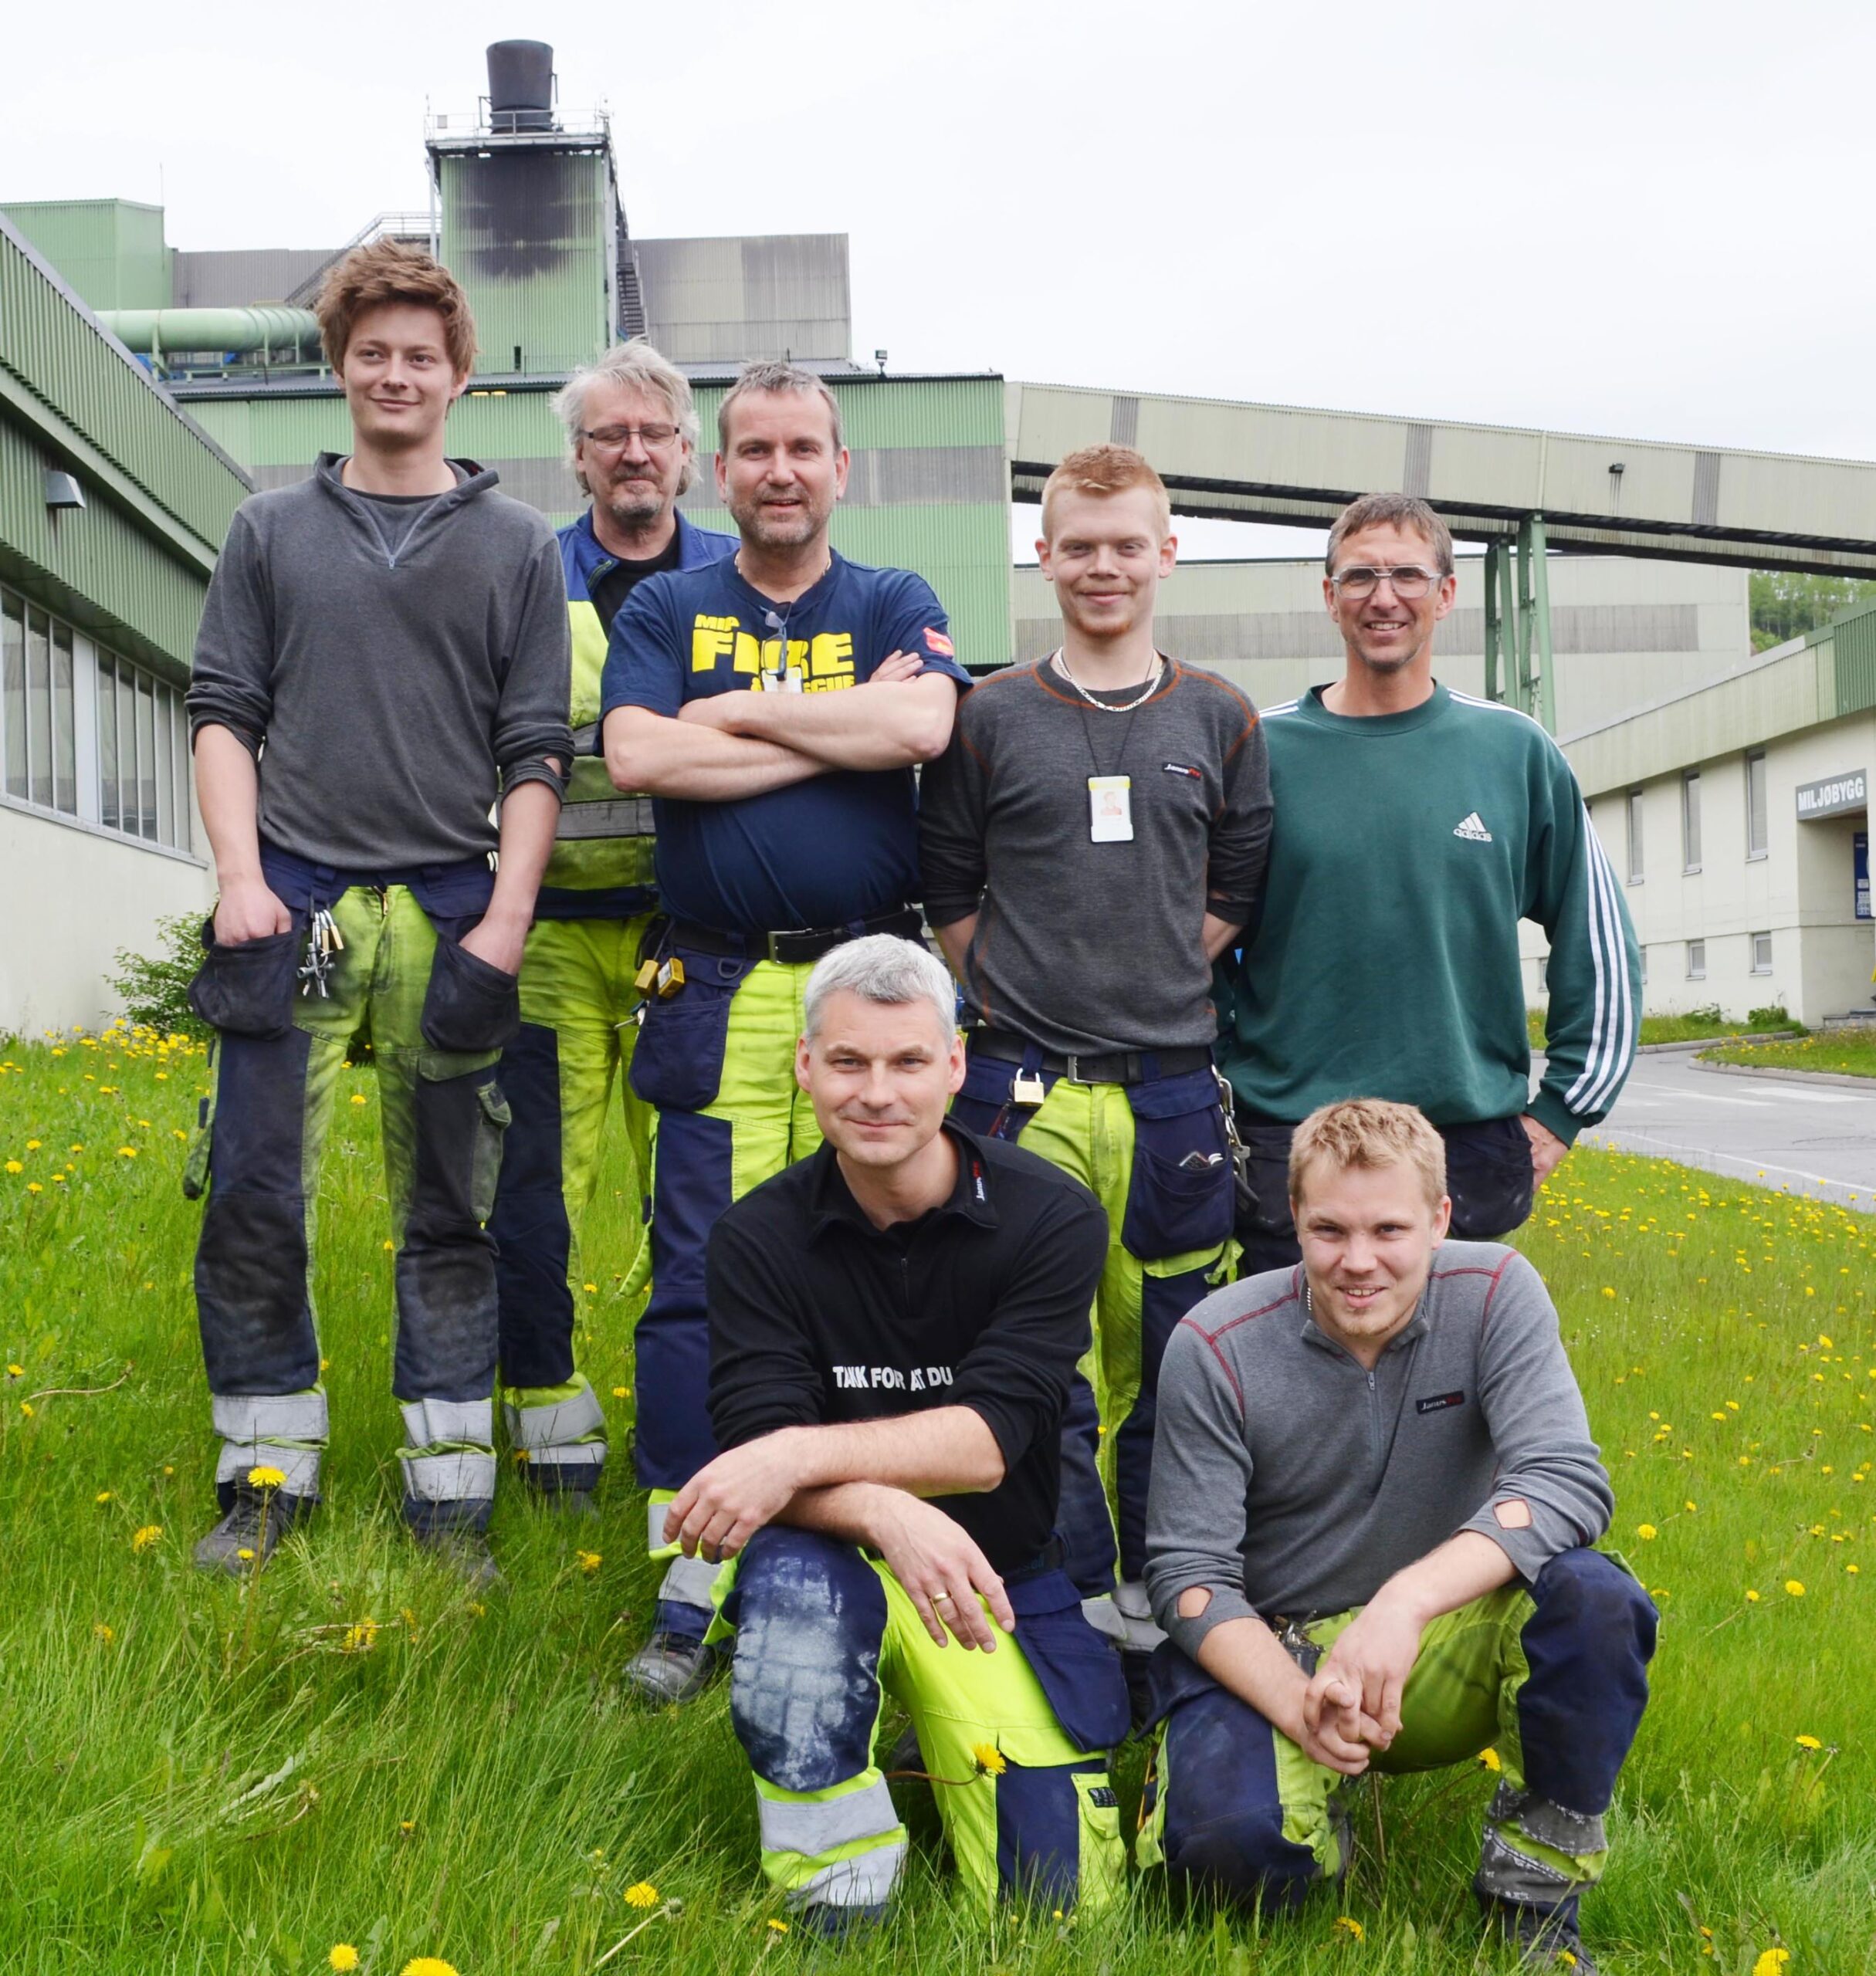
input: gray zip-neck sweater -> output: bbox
[1144,1242,1613,1662]
[188,453,571,871]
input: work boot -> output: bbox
[520,1465,599,1514]
[623,1627,721,1705]
[795,1900,888,1942]
[1485,1893,1597,1973]
[414,1524,504,1592]
[193,1480,311,1576]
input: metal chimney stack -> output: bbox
[486,40,555,133]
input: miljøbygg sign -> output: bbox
[1795,770,1867,821]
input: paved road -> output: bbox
[1549,1049,1876,1212]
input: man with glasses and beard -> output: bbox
[599,360,970,1700]
[484,343,735,1507]
[1214,494,1640,1275]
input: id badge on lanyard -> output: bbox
[1088,775,1133,842]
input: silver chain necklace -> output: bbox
[1051,647,1164,712]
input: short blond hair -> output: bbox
[1288,1098,1447,1210]
[1326,493,1454,579]
[1039,444,1171,539]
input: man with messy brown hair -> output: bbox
[184,240,571,1582]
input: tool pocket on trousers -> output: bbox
[1009,1569,1131,1754]
[628,952,747,1112]
[185,919,301,1039]
[469,1078,512,1223]
[1235,1122,1297,1240]
[420,936,521,1055]
[1443,1115,1536,1240]
[1120,1071,1234,1260]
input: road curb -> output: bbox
[1688,1057,1876,1091]
[1635,1030,1801,1055]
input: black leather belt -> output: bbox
[967,1028,1214,1086]
[669,906,923,967]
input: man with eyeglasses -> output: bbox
[1215,493,1639,1274]
[599,359,970,1701]
[483,343,736,1506]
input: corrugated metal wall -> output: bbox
[173,248,336,309]
[1830,606,1876,721]
[638,235,849,364]
[439,151,609,374]
[1,199,170,311]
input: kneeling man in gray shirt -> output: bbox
[1142,1099,1654,1974]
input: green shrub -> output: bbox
[1747,1003,1791,1027]
[107,910,208,1040]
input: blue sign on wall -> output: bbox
[1857,831,1871,922]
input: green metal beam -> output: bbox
[1529,513,1556,733]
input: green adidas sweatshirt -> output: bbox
[1215,683,1638,1145]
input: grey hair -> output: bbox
[1326,493,1454,578]
[554,339,700,496]
[718,359,844,453]
[802,935,956,1043]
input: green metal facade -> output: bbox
[1827,602,1876,722]
[438,150,611,375]
[0,199,170,312]
[0,215,249,679]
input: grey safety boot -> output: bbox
[194,1480,312,1575]
[413,1524,504,1591]
[1484,1893,1597,1973]
[623,1628,721,1705]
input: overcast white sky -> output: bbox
[6,0,1871,558]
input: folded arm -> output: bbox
[601,703,829,800]
[682,664,959,770]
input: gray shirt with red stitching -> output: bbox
[1144,1241,1613,1661]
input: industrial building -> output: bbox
[5,36,1876,1036]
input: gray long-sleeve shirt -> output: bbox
[919,656,1271,1054]
[187,454,571,871]
[1144,1242,1614,1663]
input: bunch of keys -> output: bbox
[297,906,346,998]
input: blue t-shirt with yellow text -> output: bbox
[599,550,966,932]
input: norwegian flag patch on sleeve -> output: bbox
[923,628,956,657]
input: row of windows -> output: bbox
[0,586,191,853]
[1623,752,1767,883]
[1685,932,1774,979]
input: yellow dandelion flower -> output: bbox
[584,1281,598,1294]
[330,1948,361,1973]
[94,1622,115,1643]
[1746,1589,1761,1602]
[2,1161,19,1176]
[767,1920,790,1934]
[613,1386,630,1399]
[96,1490,112,1504]
[25,1183,41,1195]
[1848,1564,1860,1575]
[350,1093,367,1105]
[1478,1747,1502,1771]
[625,1882,660,1908]
[398,1961,459,1976]
[237,1548,255,1562]
[247,1464,287,1490]
[1600,1286,1616,1298]
[1752,1951,1790,1976]
[1333,1915,1365,1940]
[117,1146,137,1159]
[971,1741,1007,1776]
[341,1618,380,1653]
[1795,1734,1823,1750]
[5,1364,21,1378]
[1636,1524,1658,1541]
[131,1524,163,1552]
[399,1819,416,1833]
[577,1550,602,1575]
[1785,1580,1806,1597]
[383,1240,395,1251]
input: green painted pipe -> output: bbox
[95,306,320,354]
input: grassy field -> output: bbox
[3,1027,1873,1975]
[1703,1030,1876,1078]
[1529,1006,1798,1050]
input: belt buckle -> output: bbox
[1064,1054,1092,1087]
[765,926,810,964]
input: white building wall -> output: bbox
[1,801,208,1035]
[1526,709,1875,1026]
